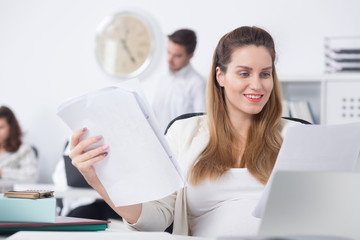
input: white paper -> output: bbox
[253,122,360,218]
[57,79,185,206]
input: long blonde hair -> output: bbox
[189,26,283,185]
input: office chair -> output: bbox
[165,113,311,135]
[31,145,39,159]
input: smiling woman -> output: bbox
[68,26,300,238]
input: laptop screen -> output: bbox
[258,171,360,239]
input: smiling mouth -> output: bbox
[244,94,263,102]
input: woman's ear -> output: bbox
[216,67,225,87]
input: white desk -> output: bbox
[13,184,101,199]
[5,231,214,240]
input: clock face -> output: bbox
[96,13,153,78]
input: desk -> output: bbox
[5,231,214,240]
[13,184,101,199]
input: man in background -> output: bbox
[152,29,206,132]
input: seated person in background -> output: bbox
[0,106,38,182]
[52,140,121,221]
[69,26,300,237]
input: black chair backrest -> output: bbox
[164,113,311,135]
[31,145,39,159]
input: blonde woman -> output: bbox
[69,26,300,237]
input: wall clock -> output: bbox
[95,10,162,79]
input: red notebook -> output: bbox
[0,216,110,234]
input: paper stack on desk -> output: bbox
[57,79,186,207]
[0,193,56,223]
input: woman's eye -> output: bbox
[260,72,271,78]
[239,72,249,77]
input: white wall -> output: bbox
[1,0,359,183]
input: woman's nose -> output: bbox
[249,76,262,90]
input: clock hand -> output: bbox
[120,39,136,63]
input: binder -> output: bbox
[0,216,110,234]
[0,193,56,223]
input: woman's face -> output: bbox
[216,45,274,119]
[0,117,10,145]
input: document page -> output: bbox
[57,79,185,206]
[253,122,360,218]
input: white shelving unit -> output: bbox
[280,74,360,125]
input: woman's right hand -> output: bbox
[69,128,109,187]
[68,128,142,224]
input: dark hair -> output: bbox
[190,26,283,185]
[0,106,22,152]
[168,29,197,54]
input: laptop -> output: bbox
[63,155,92,188]
[257,171,360,239]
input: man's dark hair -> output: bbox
[168,29,197,55]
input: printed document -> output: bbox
[253,122,360,218]
[57,79,185,206]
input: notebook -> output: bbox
[64,155,91,188]
[257,171,360,239]
[0,216,110,234]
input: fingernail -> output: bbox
[102,144,109,150]
[82,127,87,132]
[96,135,103,140]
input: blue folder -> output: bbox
[0,193,56,223]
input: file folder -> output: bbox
[0,216,110,234]
[0,193,56,223]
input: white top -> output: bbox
[125,115,300,236]
[187,168,263,237]
[152,64,206,132]
[0,143,38,182]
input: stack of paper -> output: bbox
[57,79,186,207]
[325,37,360,73]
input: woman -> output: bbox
[0,106,38,182]
[69,26,299,237]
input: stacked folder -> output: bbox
[0,194,110,234]
[0,216,110,234]
[325,37,360,73]
[0,193,56,223]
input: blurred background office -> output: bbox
[0,0,359,184]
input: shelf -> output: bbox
[323,73,360,81]
[280,73,360,124]
[279,75,322,82]
[279,73,360,82]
